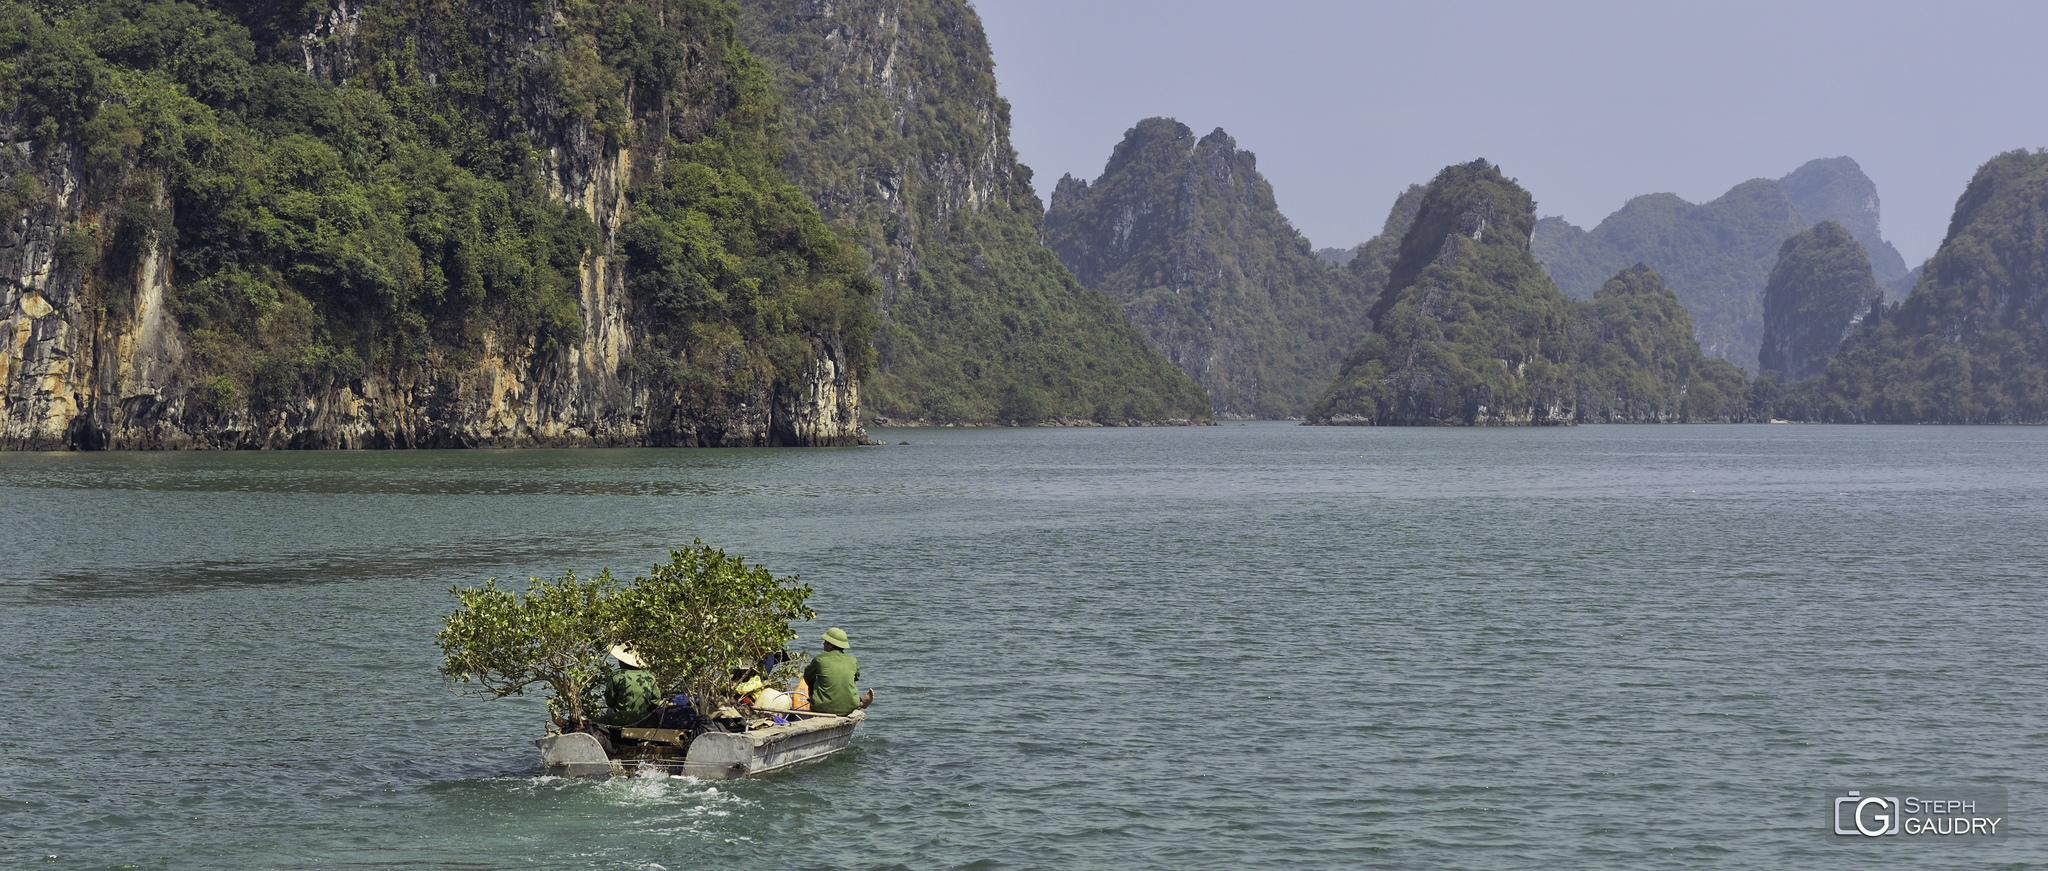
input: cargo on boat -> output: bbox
[537,710,865,779]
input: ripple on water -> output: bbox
[3,425,2048,869]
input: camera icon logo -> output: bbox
[1835,791,1901,837]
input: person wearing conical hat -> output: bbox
[801,627,873,716]
[592,643,660,727]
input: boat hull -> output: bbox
[682,710,864,780]
[535,710,863,779]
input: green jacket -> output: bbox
[594,666,660,727]
[804,650,861,716]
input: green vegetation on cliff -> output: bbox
[1533,158,1910,373]
[1571,264,1748,422]
[1804,151,2048,422]
[1343,184,1425,308]
[1532,181,1804,372]
[1776,157,1910,287]
[1757,220,1882,381]
[732,0,1209,423]
[0,0,873,432]
[1041,118,1371,418]
[1311,161,1574,426]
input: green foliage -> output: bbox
[1535,160,1911,371]
[1777,157,1910,286]
[2,6,107,137]
[1531,181,1806,373]
[437,544,815,725]
[1313,160,1574,425]
[620,119,879,388]
[3,0,875,422]
[1345,184,1425,305]
[1570,263,1748,422]
[733,0,1208,423]
[1809,150,2048,422]
[54,222,99,268]
[190,373,236,415]
[1757,220,1882,381]
[438,570,620,722]
[1041,118,1374,419]
[607,543,815,721]
[0,165,47,225]
[2,0,592,389]
[858,201,1210,423]
[598,2,687,95]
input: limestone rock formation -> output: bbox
[1533,156,1911,373]
[1570,264,1749,422]
[1342,184,1427,309]
[1040,118,1371,418]
[1814,150,2048,422]
[1532,182,1803,373]
[0,0,871,448]
[1310,160,1574,426]
[1758,221,1883,381]
[732,0,1209,424]
[1776,157,1910,287]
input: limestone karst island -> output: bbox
[6,0,2048,447]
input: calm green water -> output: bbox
[2,423,2044,869]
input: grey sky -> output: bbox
[969,0,2048,264]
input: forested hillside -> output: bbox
[1532,157,1910,374]
[1532,181,1804,373]
[1776,157,1909,287]
[1805,150,2048,422]
[1311,160,1574,426]
[1758,221,1883,381]
[1342,184,1426,308]
[0,0,877,447]
[1041,118,1370,418]
[1570,264,1748,422]
[732,0,1209,424]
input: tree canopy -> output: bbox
[1805,150,2048,423]
[1758,220,1882,381]
[438,544,815,724]
[1312,160,1574,426]
[1570,264,1748,422]
[0,0,874,425]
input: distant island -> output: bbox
[1308,151,2048,426]
[3,0,2043,448]
[0,0,1207,451]
[1043,118,1373,419]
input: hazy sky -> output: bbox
[969,0,2048,264]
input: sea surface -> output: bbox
[1,423,2044,870]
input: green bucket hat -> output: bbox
[822,627,851,649]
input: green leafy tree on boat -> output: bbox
[437,543,814,725]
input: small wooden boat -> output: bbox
[535,710,865,780]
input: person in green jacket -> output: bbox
[593,643,661,727]
[802,627,873,716]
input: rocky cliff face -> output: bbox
[1311,160,1575,426]
[1811,150,2048,422]
[732,0,1210,424]
[734,0,1011,309]
[1533,157,1910,373]
[1758,220,1883,381]
[1041,119,1370,419]
[1777,157,1910,288]
[1342,184,1426,307]
[1532,182,1803,374]
[0,0,869,449]
[1570,264,1750,423]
